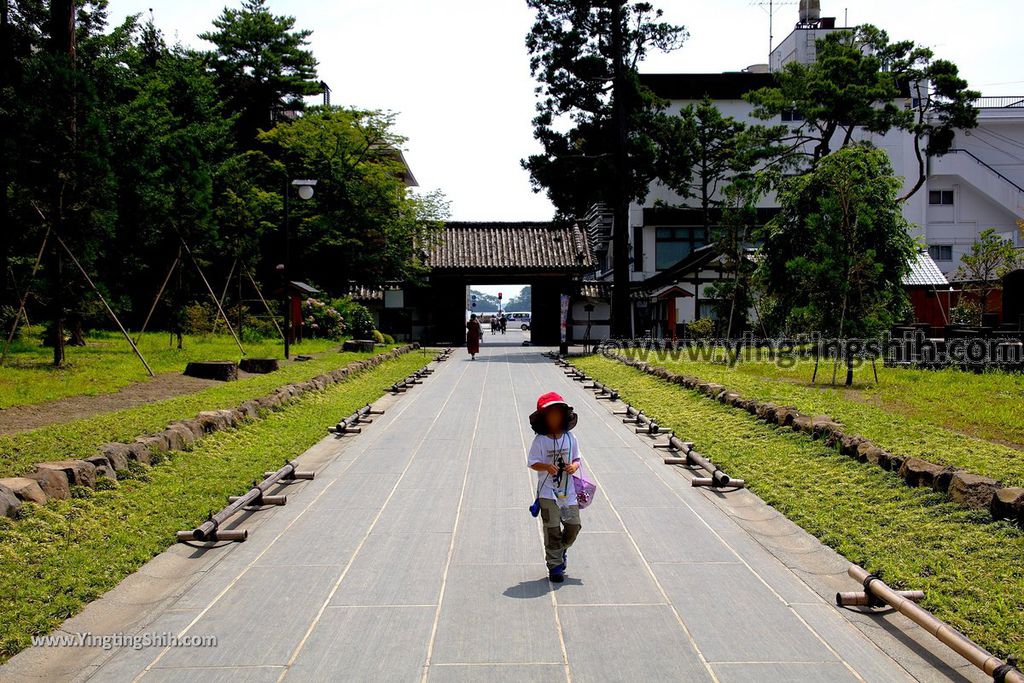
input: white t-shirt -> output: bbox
[528,432,581,506]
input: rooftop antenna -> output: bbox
[750,0,798,58]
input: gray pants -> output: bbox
[539,498,581,570]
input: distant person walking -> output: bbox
[466,314,482,360]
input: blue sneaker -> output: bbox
[548,568,565,583]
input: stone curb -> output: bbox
[0,344,420,517]
[596,350,1024,526]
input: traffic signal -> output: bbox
[498,292,503,300]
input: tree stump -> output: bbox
[239,357,280,374]
[184,360,238,381]
[342,339,376,352]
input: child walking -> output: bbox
[527,392,582,583]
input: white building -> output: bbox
[588,4,1024,334]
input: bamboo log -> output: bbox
[845,566,1023,683]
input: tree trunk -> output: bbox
[845,354,854,387]
[609,1,632,340]
[50,248,65,365]
[68,317,86,346]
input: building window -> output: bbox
[632,225,644,272]
[929,190,954,205]
[928,245,953,261]
[655,227,706,270]
[781,108,804,122]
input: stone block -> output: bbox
[135,433,170,456]
[811,416,842,440]
[98,442,132,470]
[162,427,185,452]
[0,484,21,518]
[948,472,1000,509]
[839,434,864,457]
[126,441,155,466]
[991,487,1024,522]
[84,455,117,480]
[898,457,945,488]
[0,477,46,504]
[197,410,229,432]
[167,423,196,449]
[36,459,97,488]
[29,466,70,500]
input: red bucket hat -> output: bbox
[529,391,577,434]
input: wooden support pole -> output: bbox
[54,235,154,377]
[134,249,180,344]
[211,258,237,334]
[244,263,285,342]
[180,239,245,356]
[0,225,50,366]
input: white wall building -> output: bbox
[589,5,1024,334]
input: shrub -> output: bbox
[180,302,216,335]
[338,301,375,339]
[381,332,395,344]
[372,329,385,344]
[301,298,347,339]
[688,318,715,340]
[951,299,982,326]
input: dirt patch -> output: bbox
[0,371,248,435]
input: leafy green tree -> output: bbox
[954,228,1024,315]
[522,0,687,337]
[757,145,916,384]
[660,97,771,233]
[747,25,978,198]
[201,0,320,148]
[258,107,446,290]
[704,179,761,337]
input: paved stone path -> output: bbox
[3,336,985,682]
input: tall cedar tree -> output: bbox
[746,25,978,199]
[523,0,686,337]
[201,0,320,149]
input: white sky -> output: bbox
[107,0,1024,222]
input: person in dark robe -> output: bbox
[466,314,482,359]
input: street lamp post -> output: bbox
[281,178,317,360]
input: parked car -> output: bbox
[507,312,531,330]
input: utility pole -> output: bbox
[609,0,632,340]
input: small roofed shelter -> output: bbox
[422,222,594,345]
[904,249,952,329]
[274,280,318,344]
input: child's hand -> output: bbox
[565,462,579,475]
[544,464,559,475]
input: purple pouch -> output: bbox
[572,464,597,509]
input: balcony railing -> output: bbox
[975,96,1024,109]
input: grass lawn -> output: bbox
[0,345,425,477]
[0,350,429,663]
[0,327,340,409]
[574,355,1024,662]
[619,348,1024,486]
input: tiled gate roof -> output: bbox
[429,222,594,272]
